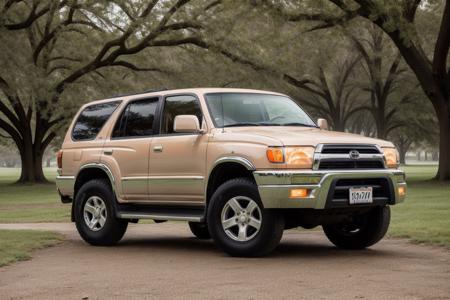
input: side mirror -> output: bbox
[317,118,328,130]
[174,115,202,133]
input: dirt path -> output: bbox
[0,222,449,300]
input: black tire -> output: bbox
[323,206,390,249]
[188,222,211,239]
[207,178,284,257]
[74,179,128,246]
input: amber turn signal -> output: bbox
[267,148,284,163]
[398,186,406,197]
[290,188,309,198]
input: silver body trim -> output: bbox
[313,144,387,170]
[212,156,255,171]
[254,169,406,209]
[56,163,118,200]
[117,212,202,222]
[55,175,75,197]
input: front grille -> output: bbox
[318,159,384,170]
[321,144,380,154]
[317,144,384,170]
[326,178,393,208]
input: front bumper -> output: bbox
[254,169,406,209]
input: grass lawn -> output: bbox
[0,165,449,247]
[0,168,70,223]
[389,165,450,247]
[0,229,63,266]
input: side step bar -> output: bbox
[115,204,205,222]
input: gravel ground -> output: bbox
[0,222,449,300]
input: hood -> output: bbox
[222,126,394,148]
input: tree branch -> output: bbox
[107,61,164,73]
[4,1,68,30]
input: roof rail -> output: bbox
[110,88,168,98]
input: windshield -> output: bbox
[205,93,317,128]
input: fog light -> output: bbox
[290,188,309,198]
[398,186,406,196]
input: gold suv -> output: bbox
[56,88,406,256]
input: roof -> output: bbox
[85,88,288,106]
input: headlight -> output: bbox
[266,146,315,168]
[382,147,400,168]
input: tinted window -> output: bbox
[161,95,202,134]
[72,101,120,141]
[112,98,158,138]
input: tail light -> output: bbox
[57,150,63,169]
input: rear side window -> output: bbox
[72,101,120,141]
[161,95,202,134]
[112,98,159,138]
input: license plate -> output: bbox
[349,187,373,204]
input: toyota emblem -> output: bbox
[349,150,360,159]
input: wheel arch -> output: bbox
[72,163,118,221]
[206,157,256,208]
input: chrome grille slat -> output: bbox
[315,144,385,170]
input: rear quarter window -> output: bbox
[72,101,121,141]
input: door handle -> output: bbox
[153,145,163,153]
[104,149,113,155]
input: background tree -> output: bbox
[258,0,450,180]
[0,0,222,183]
[283,52,366,131]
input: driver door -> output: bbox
[148,94,208,205]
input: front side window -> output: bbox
[112,98,159,138]
[205,93,316,128]
[72,101,120,141]
[161,95,202,134]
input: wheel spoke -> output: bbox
[99,215,106,227]
[94,197,102,207]
[246,201,258,214]
[222,217,238,229]
[228,198,243,214]
[237,225,247,241]
[88,218,98,229]
[248,217,261,230]
[84,204,96,215]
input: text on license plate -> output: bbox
[349,187,373,204]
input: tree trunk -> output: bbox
[399,148,407,165]
[425,151,428,161]
[417,151,421,161]
[46,157,51,168]
[436,110,450,180]
[18,145,47,183]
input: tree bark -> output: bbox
[436,109,450,180]
[399,150,406,165]
[18,145,47,183]
[18,144,47,183]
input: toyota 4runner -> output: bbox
[56,88,406,257]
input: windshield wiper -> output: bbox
[282,122,318,128]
